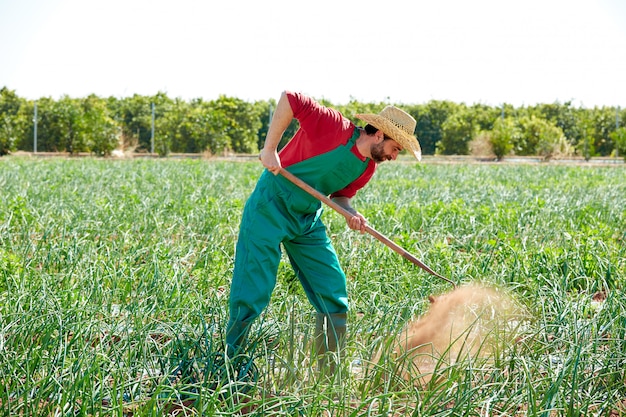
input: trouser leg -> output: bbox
[282,221,349,315]
[282,221,349,375]
[226,189,282,355]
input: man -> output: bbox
[225,90,421,372]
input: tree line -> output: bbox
[1,86,625,160]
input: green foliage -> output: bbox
[54,95,87,153]
[532,101,583,147]
[489,117,519,160]
[30,97,64,152]
[81,95,119,156]
[514,115,564,158]
[437,107,478,155]
[610,127,626,160]
[333,97,383,121]
[470,102,500,132]
[0,114,16,155]
[209,95,262,154]
[1,159,624,415]
[0,87,25,155]
[109,93,156,152]
[253,99,274,151]
[154,97,185,156]
[412,100,458,155]
[588,106,620,156]
[520,115,569,160]
[0,87,624,158]
[576,115,597,161]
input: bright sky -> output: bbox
[1,0,625,108]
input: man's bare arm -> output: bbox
[331,196,367,233]
[259,91,293,174]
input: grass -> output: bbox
[0,156,624,416]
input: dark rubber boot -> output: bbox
[225,320,251,358]
[313,313,347,376]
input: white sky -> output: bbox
[1,0,625,108]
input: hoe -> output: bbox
[280,169,456,289]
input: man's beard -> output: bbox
[370,141,390,163]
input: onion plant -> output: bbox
[0,157,624,416]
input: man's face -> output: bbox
[370,138,403,163]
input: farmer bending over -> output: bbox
[226,90,422,372]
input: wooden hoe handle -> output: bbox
[279,169,456,288]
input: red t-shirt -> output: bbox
[279,91,376,199]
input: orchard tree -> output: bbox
[576,114,596,160]
[588,106,619,156]
[52,96,85,153]
[155,97,189,156]
[413,100,457,155]
[29,97,62,152]
[437,107,477,155]
[188,99,231,154]
[489,117,520,160]
[0,87,24,155]
[111,94,156,152]
[0,112,18,155]
[534,124,569,160]
[470,103,500,132]
[13,100,36,151]
[208,95,262,154]
[610,127,626,160]
[253,99,274,151]
[175,99,205,154]
[532,101,583,149]
[514,115,564,158]
[81,95,119,156]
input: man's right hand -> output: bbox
[259,147,282,175]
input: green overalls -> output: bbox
[226,128,369,355]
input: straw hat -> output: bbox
[356,106,422,161]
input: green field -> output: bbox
[1,157,625,416]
